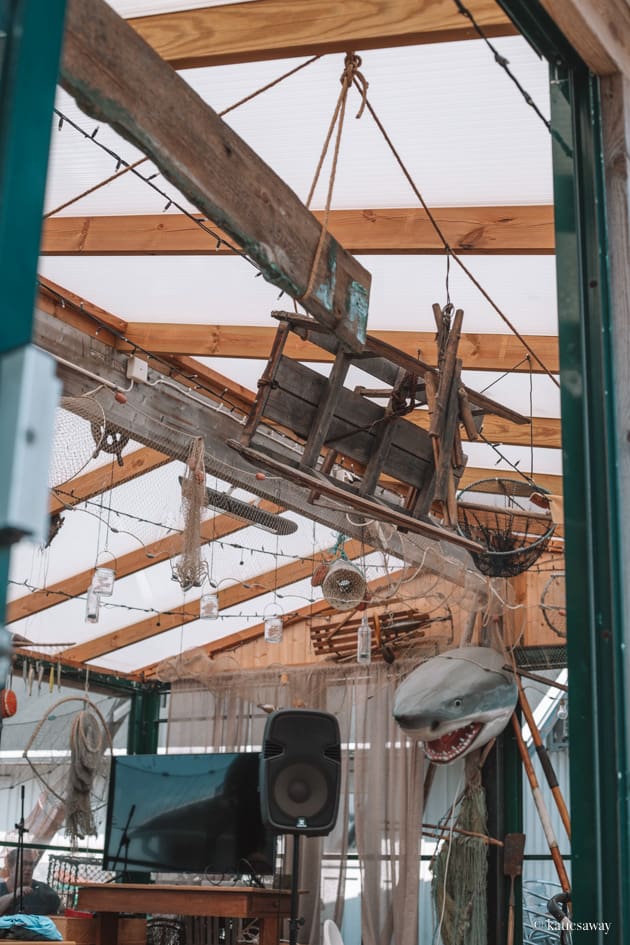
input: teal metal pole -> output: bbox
[0,0,67,647]
[550,65,629,939]
[495,3,630,939]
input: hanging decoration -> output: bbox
[171,437,208,591]
[456,478,556,577]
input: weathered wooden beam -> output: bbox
[128,0,515,70]
[37,304,477,586]
[539,0,630,78]
[50,446,169,516]
[8,499,280,625]
[60,539,366,664]
[60,0,371,351]
[118,321,560,375]
[40,206,555,256]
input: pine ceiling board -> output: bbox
[40,206,555,256]
[128,0,516,70]
[111,322,559,375]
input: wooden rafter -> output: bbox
[40,279,561,449]
[7,500,281,625]
[50,446,169,515]
[128,0,516,70]
[60,0,370,353]
[116,322,559,376]
[41,206,555,257]
[139,567,408,678]
[59,539,366,666]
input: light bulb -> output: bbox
[557,699,568,720]
[357,614,372,664]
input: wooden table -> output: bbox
[76,882,292,945]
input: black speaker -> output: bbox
[260,709,341,836]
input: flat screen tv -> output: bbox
[103,752,275,876]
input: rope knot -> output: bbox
[342,52,369,118]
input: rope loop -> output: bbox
[341,53,369,118]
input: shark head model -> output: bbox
[393,646,518,764]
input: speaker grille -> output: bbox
[263,740,283,759]
[260,709,342,836]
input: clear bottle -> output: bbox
[264,614,283,644]
[200,590,219,619]
[85,586,100,624]
[356,614,372,664]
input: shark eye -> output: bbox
[453,698,463,708]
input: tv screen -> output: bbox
[103,752,275,876]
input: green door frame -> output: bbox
[499,1,629,938]
[0,0,67,645]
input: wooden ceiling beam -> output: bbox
[41,206,555,256]
[139,566,407,678]
[60,0,370,353]
[41,279,561,449]
[411,411,562,448]
[7,500,281,625]
[128,0,516,70]
[118,322,559,375]
[49,447,170,516]
[59,538,366,665]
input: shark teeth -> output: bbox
[424,722,483,764]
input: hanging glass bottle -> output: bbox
[356,613,372,664]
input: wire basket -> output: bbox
[540,572,566,639]
[321,558,367,611]
[457,478,556,577]
[47,854,116,910]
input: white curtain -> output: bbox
[166,662,424,945]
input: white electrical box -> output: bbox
[0,346,61,546]
[126,355,148,383]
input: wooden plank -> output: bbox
[60,0,371,352]
[263,357,435,489]
[300,349,352,468]
[60,539,365,664]
[50,446,169,515]
[230,440,483,553]
[118,321,560,376]
[539,0,630,77]
[7,499,281,624]
[128,0,515,70]
[40,206,556,256]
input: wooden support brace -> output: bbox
[430,307,464,437]
[240,322,291,444]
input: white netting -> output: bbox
[48,397,106,488]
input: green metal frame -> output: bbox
[0,0,67,641]
[499,0,629,938]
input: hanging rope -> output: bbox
[45,54,322,220]
[353,79,559,389]
[301,53,368,302]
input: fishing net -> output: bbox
[22,696,114,844]
[48,396,106,488]
[169,437,208,591]
[540,572,566,639]
[432,758,487,945]
[456,479,556,578]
